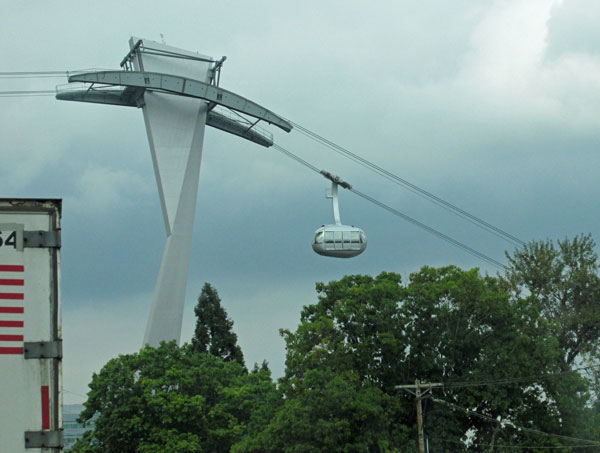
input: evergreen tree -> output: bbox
[192,283,245,367]
[72,285,280,453]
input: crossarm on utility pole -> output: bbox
[395,381,443,453]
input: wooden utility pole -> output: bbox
[396,380,443,453]
[415,380,425,452]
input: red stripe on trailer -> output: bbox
[0,279,24,286]
[41,386,50,430]
[0,334,23,341]
[0,347,23,354]
[0,321,24,327]
[0,307,24,314]
[0,265,24,272]
[0,293,24,300]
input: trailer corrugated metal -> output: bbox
[0,199,62,452]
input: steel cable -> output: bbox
[271,143,507,270]
[288,119,525,247]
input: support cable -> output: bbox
[0,81,522,260]
[272,144,322,175]
[0,90,56,97]
[272,143,507,270]
[0,71,68,78]
[349,187,506,270]
[288,119,525,247]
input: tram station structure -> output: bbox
[57,37,292,346]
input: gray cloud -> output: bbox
[2,0,599,401]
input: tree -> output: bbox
[242,368,389,453]
[192,283,245,366]
[247,268,591,451]
[232,273,409,452]
[73,284,279,452]
[503,234,600,367]
[71,342,279,453]
[501,235,600,448]
[401,266,588,450]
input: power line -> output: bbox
[430,437,600,450]
[442,364,600,389]
[432,397,600,446]
[271,143,507,270]
[63,388,87,398]
[288,119,525,248]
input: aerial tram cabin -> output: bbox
[312,172,367,258]
[313,224,367,258]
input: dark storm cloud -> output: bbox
[2,0,599,401]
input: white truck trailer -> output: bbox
[0,199,62,451]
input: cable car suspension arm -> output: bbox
[320,170,351,226]
[272,144,507,270]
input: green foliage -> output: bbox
[192,283,245,366]
[501,235,600,447]
[72,248,600,452]
[503,234,600,366]
[247,369,389,453]
[72,342,278,453]
[246,267,596,451]
[251,272,411,451]
[401,266,587,449]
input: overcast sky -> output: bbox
[2,0,600,403]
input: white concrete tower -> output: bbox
[129,38,211,346]
[56,37,292,347]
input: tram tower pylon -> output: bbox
[57,37,292,346]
